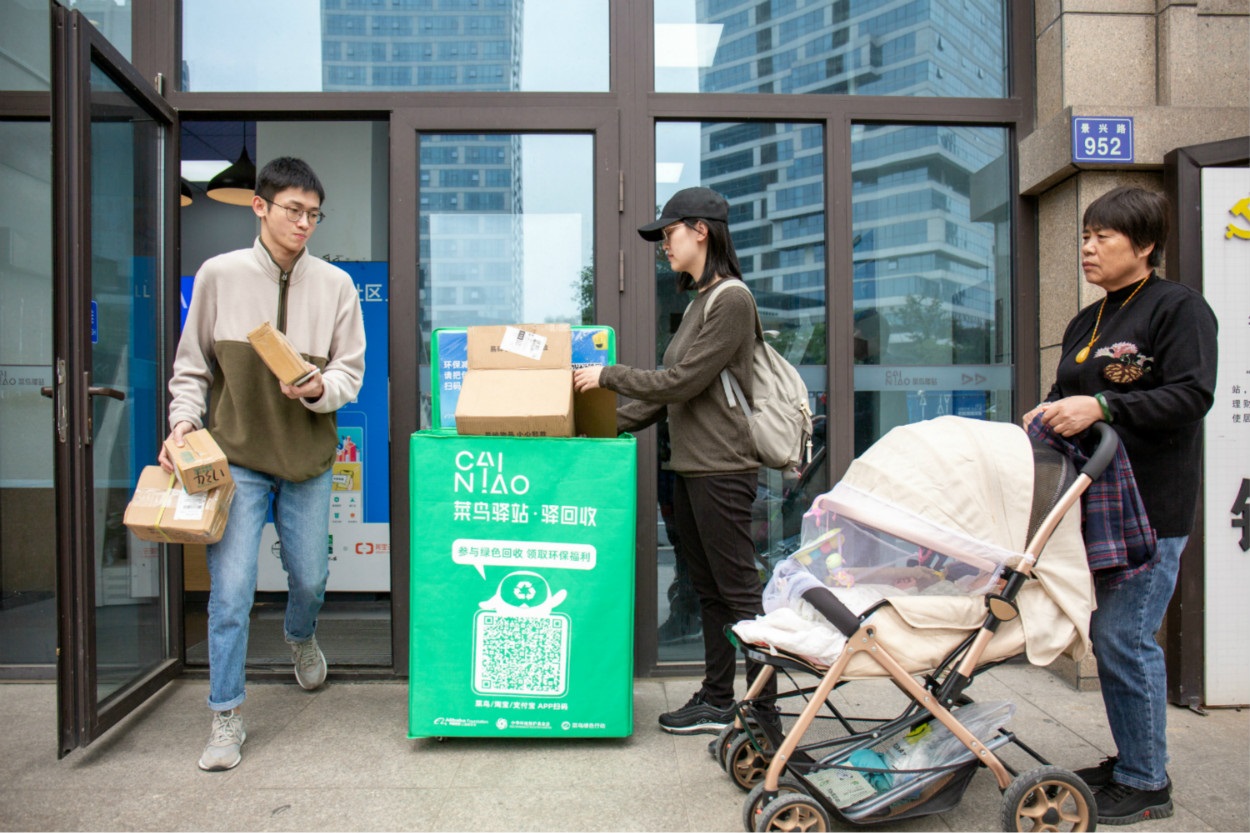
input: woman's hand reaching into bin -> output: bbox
[573,365,604,393]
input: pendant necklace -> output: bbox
[1075,276,1150,364]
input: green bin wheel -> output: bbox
[1001,765,1097,832]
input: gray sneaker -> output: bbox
[290,635,327,690]
[198,709,245,771]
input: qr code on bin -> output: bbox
[472,612,569,696]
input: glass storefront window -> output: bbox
[850,123,1012,456]
[69,0,132,60]
[88,63,165,700]
[1,0,50,90]
[182,0,609,93]
[654,121,828,662]
[654,0,1006,98]
[417,133,594,427]
[0,121,54,665]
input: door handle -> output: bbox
[41,386,53,398]
[83,374,126,445]
[88,385,126,402]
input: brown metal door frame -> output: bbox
[387,106,624,676]
[1162,136,1250,711]
[52,5,182,757]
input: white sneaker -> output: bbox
[290,635,327,690]
[198,709,245,771]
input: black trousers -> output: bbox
[674,470,775,705]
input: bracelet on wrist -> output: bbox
[1094,392,1113,423]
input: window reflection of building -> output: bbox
[322,1,527,335]
[689,2,1010,437]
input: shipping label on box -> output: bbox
[408,430,637,738]
[163,428,232,495]
[247,321,317,386]
[124,465,237,544]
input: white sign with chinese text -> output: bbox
[1202,166,1250,706]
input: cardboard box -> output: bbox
[162,428,232,495]
[454,323,617,439]
[247,321,317,386]
[124,466,236,545]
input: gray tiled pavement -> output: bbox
[0,665,1246,832]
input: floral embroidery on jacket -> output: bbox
[1096,341,1153,384]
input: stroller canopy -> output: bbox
[761,416,1094,675]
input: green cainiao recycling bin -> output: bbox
[408,429,637,738]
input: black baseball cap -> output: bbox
[637,187,730,241]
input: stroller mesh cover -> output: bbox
[735,416,1094,676]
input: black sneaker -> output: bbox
[1096,781,1174,825]
[1074,756,1119,789]
[658,691,734,735]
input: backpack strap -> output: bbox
[701,278,761,415]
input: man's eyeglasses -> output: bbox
[262,197,326,225]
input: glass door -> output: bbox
[52,7,180,756]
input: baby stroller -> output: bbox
[718,416,1114,832]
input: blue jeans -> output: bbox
[205,464,332,711]
[1089,535,1185,791]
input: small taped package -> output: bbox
[123,465,236,544]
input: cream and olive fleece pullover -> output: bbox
[169,237,366,482]
[600,281,759,476]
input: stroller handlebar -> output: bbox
[1081,421,1119,482]
[800,587,862,638]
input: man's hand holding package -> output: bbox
[281,363,324,401]
[158,420,196,473]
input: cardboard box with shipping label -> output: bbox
[124,466,237,544]
[452,323,619,439]
[247,321,318,386]
[162,428,232,495]
[455,324,574,438]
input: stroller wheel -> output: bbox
[711,724,739,771]
[753,793,830,832]
[727,731,775,791]
[1001,766,1097,832]
[742,776,807,832]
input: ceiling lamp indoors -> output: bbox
[180,178,193,207]
[205,145,256,205]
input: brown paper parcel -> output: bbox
[247,321,317,386]
[124,465,237,545]
[161,428,232,495]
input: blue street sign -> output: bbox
[1072,117,1134,163]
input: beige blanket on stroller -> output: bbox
[823,416,1094,679]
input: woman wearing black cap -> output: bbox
[573,186,775,735]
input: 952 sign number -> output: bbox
[1072,117,1134,164]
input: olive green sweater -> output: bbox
[600,281,759,476]
[169,238,366,482]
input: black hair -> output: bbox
[256,156,326,204]
[676,217,742,291]
[1083,185,1168,268]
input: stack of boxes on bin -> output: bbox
[409,323,638,739]
[123,320,311,545]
